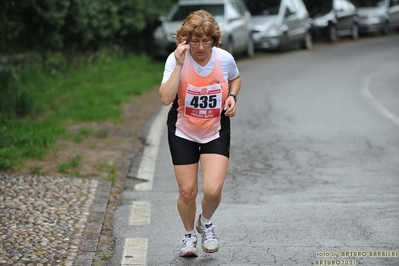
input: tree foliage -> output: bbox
[0,0,177,54]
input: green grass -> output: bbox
[64,128,92,143]
[57,155,82,173]
[0,53,165,170]
[94,129,108,138]
[100,253,111,260]
[30,166,46,176]
[96,162,118,182]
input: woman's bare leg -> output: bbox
[174,163,199,231]
[200,154,228,220]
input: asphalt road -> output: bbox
[110,34,399,266]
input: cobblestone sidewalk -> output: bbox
[0,174,111,266]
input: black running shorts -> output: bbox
[167,131,231,165]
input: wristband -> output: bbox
[228,93,237,102]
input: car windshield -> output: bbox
[302,0,333,17]
[167,4,225,22]
[246,0,281,16]
[355,0,386,7]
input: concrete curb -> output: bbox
[74,180,112,266]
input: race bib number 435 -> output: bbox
[185,84,222,119]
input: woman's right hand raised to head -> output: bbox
[174,41,189,67]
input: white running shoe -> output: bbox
[196,214,219,253]
[179,234,198,257]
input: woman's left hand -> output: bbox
[224,96,236,117]
[225,76,241,118]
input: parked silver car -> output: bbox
[304,0,359,42]
[354,0,399,35]
[153,0,254,58]
[246,0,313,52]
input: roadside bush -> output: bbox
[0,67,35,119]
[0,51,165,171]
[0,0,176,171]
[0,0,177,54]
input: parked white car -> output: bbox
[304,0,359,42]
[153,0,254,58]
[246,0,313,52]
[355,0,399,35]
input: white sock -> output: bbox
[185,229,196,237]
[201,215,212,225]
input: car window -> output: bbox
[390,0,399,6]
[356,0,387,7]
[303,0,333,17]
[167,4,225,22]
[246,0,282,16]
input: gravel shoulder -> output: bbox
[0,87,162,266]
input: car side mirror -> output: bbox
[229,15,240,22]
[285,8,294,17]
[155,16,166,27]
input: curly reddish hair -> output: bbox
[174,10,222,47]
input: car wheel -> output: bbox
[244,36,254,58]
[301,32,313,50]
[327,24,337,43]
[381,22,389,35]
[351,24,359,40]
[278,33,288,52]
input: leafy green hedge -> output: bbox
[0,51,166,171]
[0,0,177,54]
[0,1,177,170]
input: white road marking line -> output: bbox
[121,238,148,265]
[362,72,399,127]
[135,105,169,191]
[121,106,169,264]
[129,201,151,226]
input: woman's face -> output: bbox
[188,34,213,62]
